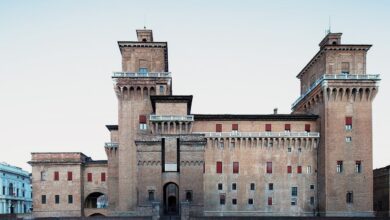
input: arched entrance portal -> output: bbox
[163,182,179,215]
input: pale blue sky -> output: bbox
[1,0,389,171]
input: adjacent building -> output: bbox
[374,165,390,217]
[29,29,380,218]
[0,162,32,214]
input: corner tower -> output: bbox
[108,29,172,213]
[292,33,380,216]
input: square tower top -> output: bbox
[136,29,153,42]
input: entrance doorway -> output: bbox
[163,182,179,215]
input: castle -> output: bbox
[29,29,380,218]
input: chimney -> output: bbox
[273,108,278,115]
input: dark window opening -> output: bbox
[248,198,254,205]
[185,191,192,202]
[41,195,46,204]
[346,191,353,203]
[232,183,237,190]
[269,183,274,190]
[250,183,255,190]
[68,195,73,204]
[219,194,225,205]
[148,190,155,201]
[218,183,223,190]
[232,198,237,205]
[55,195,60,204]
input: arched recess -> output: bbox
[84,192,108,208]
[89,213,105,217]
[163,182,179,215]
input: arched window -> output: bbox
[8,183,13,196]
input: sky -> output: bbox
[0,0,389,171]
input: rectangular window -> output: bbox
[68,195,73,204]
[287,165,292,173]
[310,196,314,205]
[297,166,302,174]
[307,166,312,174]
[139,67,148,74]
[148,190,155,201]
[2,186,5,195]
[268,197,272,206]
[248,198,254,205]
[291,187,298,196]
[291,198,297,206]
[216,161,222,173]
[159,85,164,94]
[232,198,237,205]
[310,184,315,190]
[55,195,60,204]
[346,136,352,142]
[232,124,238,131]
[337,161,343,173]
[346,191,353,203]
[40,171,46,181]
[41,195,46,204]
[218,183,223,190]
[233,162,239,174]
[266,162,272,173]
[285,124,291,131]
[185,191,192,202]
[232,183,237,190]
[101,172,106,182]
[305,124,311,132]
[87,173,92,182]
[265,124,272,132]
[139,115,147,130]
[269,183,274,190]
[67,171,72,181]
[250,183,255,190]
[216,124,222,132]
[220,194,225,205]
[341,62,350,74]
[355,161,362,173]
[54,171,59,181]
[345,117,352,130]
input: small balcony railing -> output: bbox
[195,131,320,138]
[149,115,194,122]
[292,74,380,108]
[104,142,118,148]
[112,72,171,78]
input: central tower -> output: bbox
[111,29,172,213]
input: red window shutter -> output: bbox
[297,166,302,174]
[287,166,292,173]
[265,124,272,132]
[232,124,238,131]
[216,124,222,132]
[216,162,222,174]
[285,124,291,131]
[305,124,311,132]
[87,173,92,182]
[101,172,106,182]
[139,115,146,123]
[346,117,352,125]
[54,171,59,181]
[267,162,272,173]
[67,172,72,181]
[233,162,239,174]
[268,197,272,205]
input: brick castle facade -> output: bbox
[29,29,380,218]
